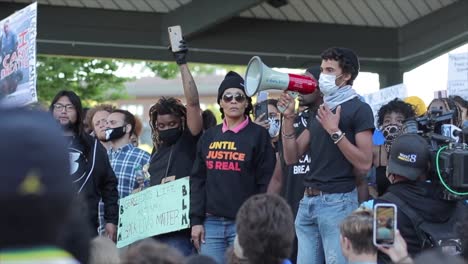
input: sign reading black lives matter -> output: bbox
[0,2,37,107]
[116,177,190,248]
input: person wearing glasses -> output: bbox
[190,71,276,264]
[49,90,119,241]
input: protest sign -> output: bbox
[116,177,190,248]
[447,53,468,100]
[0,2,37,107]
[362,83,408,124]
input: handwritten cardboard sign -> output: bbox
[447,53,468,100]
[116,177,190,248]
[362,83,408,125]
[0,2,37,107]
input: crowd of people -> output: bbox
[1,39,468,264]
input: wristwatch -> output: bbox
[330,130,344,142]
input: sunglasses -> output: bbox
[222,93,246,103]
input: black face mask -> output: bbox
[104,126,126,142]
[159,127,182,146]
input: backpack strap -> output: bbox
[380,192,432,249]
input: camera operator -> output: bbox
[375,134,462,260]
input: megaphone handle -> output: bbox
[278,91,299,113]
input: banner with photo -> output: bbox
[0,2,37,107]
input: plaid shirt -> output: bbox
[107,144,150,198]
[98,143,150,233]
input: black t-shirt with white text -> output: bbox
[305,97,374,193]
[280,110,312,215]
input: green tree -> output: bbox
[36,56,129,106]
[144,61,217,79]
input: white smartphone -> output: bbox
[373,203,397,247]
[168,25,183,52]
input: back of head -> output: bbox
[202,109,217,130]
[122,239,184,264]
[321,47,360,85]
[90,236,120,264]
[340,209,376,255]
[235,194,295,264]
[387,134,430,181]
[0,109,74,248]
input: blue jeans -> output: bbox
[155,230,195,256]
[295,189,358,264]
[201,216,236,264]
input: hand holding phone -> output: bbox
[373,203,397,247]
[168,25,188,65]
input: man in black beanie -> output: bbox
[0,109,79,263]
[190,71,275,263]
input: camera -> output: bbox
[402,109,468,200]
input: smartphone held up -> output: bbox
[168,25,183,52]
[373,203,397,247]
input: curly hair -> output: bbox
[377,98,416,127]
[86,104,115,131]
[321,47,359,85]
[149,97,187,148]
[236,194,294,264]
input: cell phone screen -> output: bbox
[375,205,396,245]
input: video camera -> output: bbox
[402,109,468,200]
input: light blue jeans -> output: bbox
[295,189,358,264]
[200,216,236,264]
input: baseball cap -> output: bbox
[0,109,74,200]
[387,134,430,180]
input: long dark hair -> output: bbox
[49,90,91,153]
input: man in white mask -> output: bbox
[278,47,374,264]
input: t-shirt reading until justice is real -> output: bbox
[305,97,374,193]
[190,119,276,225]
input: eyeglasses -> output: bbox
[53,103,76,112]
[222,93,246,103]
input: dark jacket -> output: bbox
[376,181,459,260]
[77,134,119,233]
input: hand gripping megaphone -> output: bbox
[245,56,318,97]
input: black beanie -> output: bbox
[306,66,321,80]
[217,71,245,104]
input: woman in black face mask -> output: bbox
[373,99,415,196]
[146,41,203,256]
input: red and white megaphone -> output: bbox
[245,56,318,98]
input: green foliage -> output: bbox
[144,61,217,79]
[36,56,129,106]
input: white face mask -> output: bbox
[268,117,281,138]
[319,73,342,96]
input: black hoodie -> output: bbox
[70,134,119,233]
[376,181,459,258]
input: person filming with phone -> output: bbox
[374,134,462,261]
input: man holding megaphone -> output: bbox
[278,47,374,264]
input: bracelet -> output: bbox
[333,133,346,144]
[282,131,296,139]
[395,255,412,264]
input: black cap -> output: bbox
[0,109,74,200]
[387,134,430,180]
[217,71,245,104]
